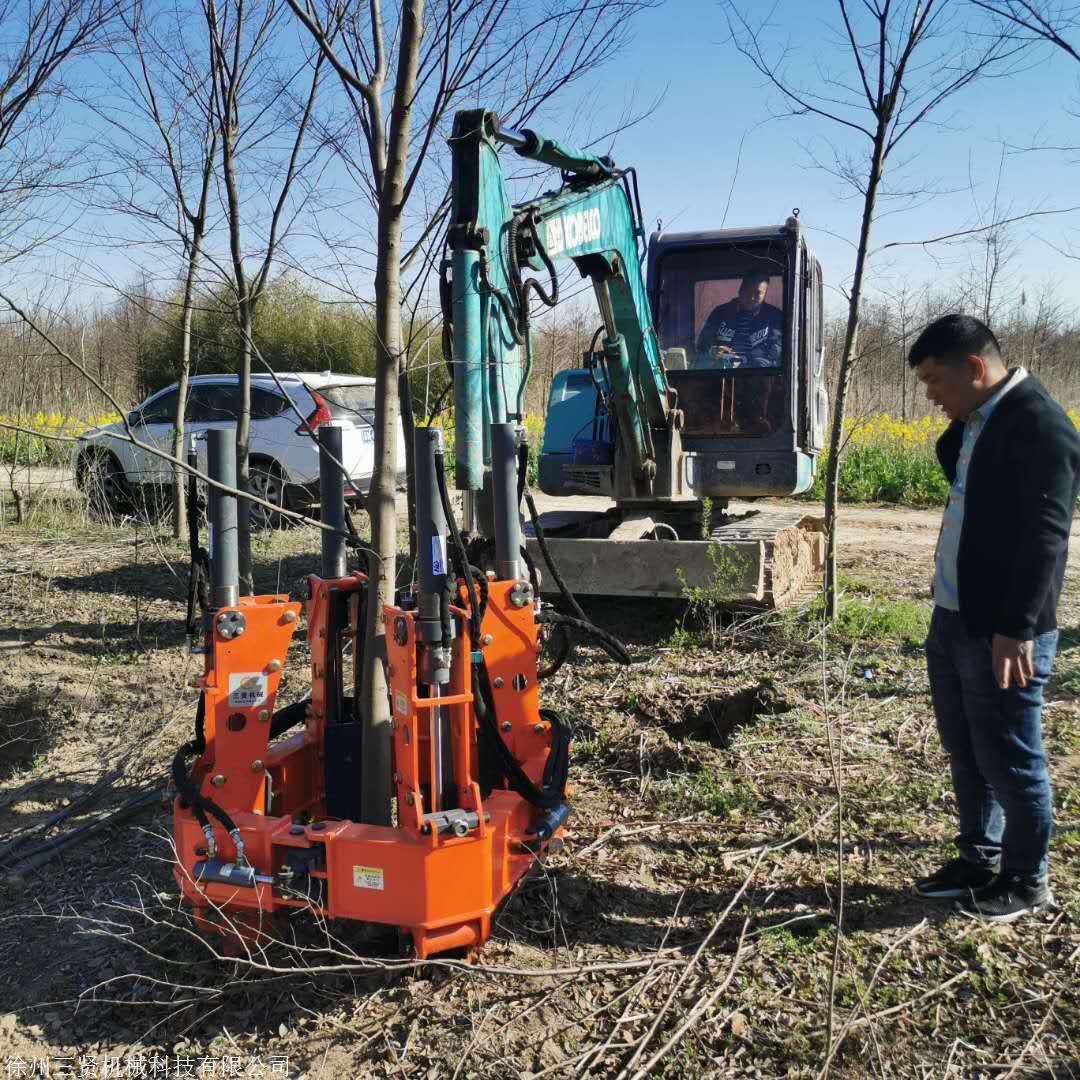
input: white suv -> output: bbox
[74,373,406,525]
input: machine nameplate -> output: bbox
[353,865,385,891]
[431,534,447,575]
[544,207,601,257]
[395,690,408,715]
[228,673,268,707]
[715,461,736,470]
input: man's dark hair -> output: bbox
[739,273,770,290]
[907,314,1002,369]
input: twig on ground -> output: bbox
[615,848,766,1080]
[629,915,754,1080]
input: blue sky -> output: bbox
[22,0,1080,331]
[581,0,1080,318]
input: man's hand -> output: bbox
[711,344,736,360]
[991,633,1035,689]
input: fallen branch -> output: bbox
[616,848,766,1080]
[843,971,970,1032]
[817,918,929,1076]
[0,776,50,812]
[0,770,123,865]
[629,916,753,1080]
[3,787,161,879]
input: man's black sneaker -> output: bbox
[913,857,999,900]
[956,873,1053,923]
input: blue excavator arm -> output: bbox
[446,109,676,496]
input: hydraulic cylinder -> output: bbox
[207,427,239,609]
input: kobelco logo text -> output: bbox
[544,208,601,257]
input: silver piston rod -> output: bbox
[491,422,521,582]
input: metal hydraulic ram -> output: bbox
[413,425,454,813]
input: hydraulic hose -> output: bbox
[431,447,570,810]
[521,485,632,667]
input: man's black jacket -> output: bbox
[936,373,1080,641]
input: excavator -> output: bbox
[446,110,828,607]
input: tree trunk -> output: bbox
[360,204,404,827]
[170,244,204,540]
[358,0,425,827]
[236,305,253,595]
[824,126,887,620]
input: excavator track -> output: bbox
[708,508,825,609]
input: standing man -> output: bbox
[695,273,782,369]
[910,314,1080,922]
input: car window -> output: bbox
[317,383,376,422]
[187,384,241,422]
[140,389,180,425]
[252,387,288,419]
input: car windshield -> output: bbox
[316,383,376,422]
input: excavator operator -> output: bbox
[694,273,782,370]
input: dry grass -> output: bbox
[0,504,1077,1078]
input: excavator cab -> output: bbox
[539,217,827,501]
[652,219,827,497]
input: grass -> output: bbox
[808,409,1080,507]
[783,573,932,646]
[807,413,951,506]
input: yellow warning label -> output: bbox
[352,865,385,891]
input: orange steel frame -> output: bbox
[173,571,560,959]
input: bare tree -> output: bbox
[204,0,330,591]
[0,0,124,257]
[727,0,1021,618]
[90,1,221,537]
[971,0,1079,61]
[286,0,656,825]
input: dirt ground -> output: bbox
[0,492,1078,1078]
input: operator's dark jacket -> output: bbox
[937,373,1080,641]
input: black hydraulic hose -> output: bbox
[519,542,540,596]
[507,214,559,338]
[529,216,560,307]
[185,465,210,640]
[537,620,571,680]
[431,447,570,810]
[469,565,489,626]
[478,249,524,347]
[521,486,631,667]
[433,450,481,639]
[439,258,455,382]
[171,696,240,838]
[472,657,571,810]
[537,609,630,670]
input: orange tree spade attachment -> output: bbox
[170,422,620,959]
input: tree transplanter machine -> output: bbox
[172,420,586,959]
[445,110,828,606]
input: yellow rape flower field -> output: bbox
[4,406,1079,507]
[0,411,121,466]
[809,409,1080,505]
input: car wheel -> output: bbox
[247,458,288,530]
[77,450,130,518]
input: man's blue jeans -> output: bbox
[926,606,1056,880]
